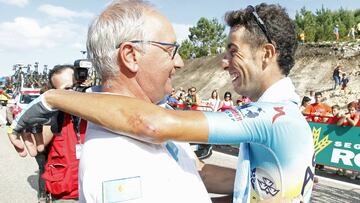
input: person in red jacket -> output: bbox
[41,65,86,202]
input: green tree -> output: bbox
[295,6,359,42]
[315,6,333,41]
[178,39,194,60]
[295,7,317,42]
[179,17,226,59]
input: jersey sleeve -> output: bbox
[204,103,278,145]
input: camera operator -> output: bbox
[40,64,87,203]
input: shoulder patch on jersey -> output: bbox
[102,176,142,202]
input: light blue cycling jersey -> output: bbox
[204,101,315,202]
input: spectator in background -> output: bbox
[327,104,343,125]
[299,32,305,43]
[304,91,331,122]
[337,102,360,180]
[175,87,184,98]
[300,96,311,115]
[190,52,196,59]
[308,90,315,104]
[177,92,186,105]
[218,91,234,112]
[348,26,356,40]
[185,88,193,106]
[332,64,344,90]
[187,86,201,107]
[340,73,349,94]
[207,89,220,112]
[166,88,179,108]
[42,65,84,202]
[236,95,251,107]
[338,102,360,127]
[333,24,339,42]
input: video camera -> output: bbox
[73,59,92,92]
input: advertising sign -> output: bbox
[309,122,360,171]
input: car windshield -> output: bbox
[20,94,39,104]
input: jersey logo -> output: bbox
[251,168,257,189]
[258,177,280,196]
[225,108,244,122]
[272,107,285,123]
[245,107,263,118]
[301,153,315,196]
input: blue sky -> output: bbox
[0,0,359,76]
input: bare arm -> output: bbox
[346,114,359,126]
[45,90,209,143]
[337,116,346,126]
[217,101,224,112]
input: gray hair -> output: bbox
[87,0,154,80]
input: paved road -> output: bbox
[0,108,38,203]
[0,104,359,203]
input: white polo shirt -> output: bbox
[78,98,211,203]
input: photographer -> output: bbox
[41,65,87,202]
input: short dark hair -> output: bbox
[301,96,311,106]
[348,101,358,110]
[224,91,232,99]
[48,65,74,89]
[224,3,297,76]
[314,92,322,97]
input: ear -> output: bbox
[261,43,276,70]
[117,42,140,73]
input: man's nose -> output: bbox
[174,53,184,69]
[221,56,229,70]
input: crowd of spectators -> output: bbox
[165,87,252,112]
[300,90,360,180]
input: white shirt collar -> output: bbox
[257,77,300,105]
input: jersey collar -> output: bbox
[257,77,300,105]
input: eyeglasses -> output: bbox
[246,5,272,44]
[119,40,179,60]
